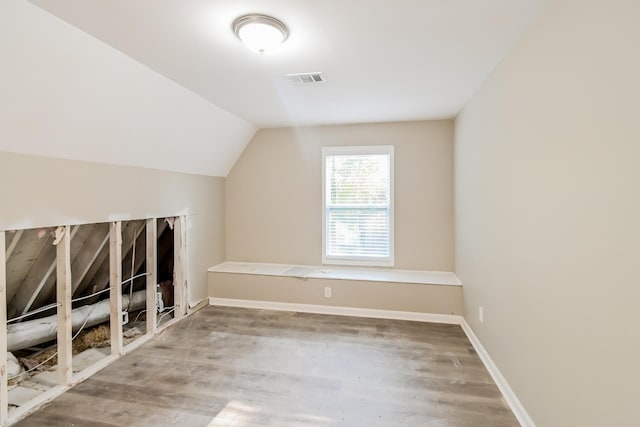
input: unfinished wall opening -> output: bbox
[5,227,61,416]
[156,218,175,327]
[119,219,148,344]
[1,216,186,423]
[117,218,176,339]
[68,222,112,374]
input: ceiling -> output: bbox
[28,0,547,129]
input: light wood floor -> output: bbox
[15,306,519,426]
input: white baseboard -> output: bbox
[460,320,535,427]
[208,297,463,324]
[208,297,535,427]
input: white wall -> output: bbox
[455,0,640,425]
[0,0,255,177]
[0,151,225,305]
[226,121,454,271]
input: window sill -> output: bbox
[208,261,461,287]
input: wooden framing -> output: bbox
[173,216,187,319]
[109,222,123,356]
[2,215,192,424]
[1,232,8,426]
[55,226,72,386]
[145,219,157,334]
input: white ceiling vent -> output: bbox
[286,72,326,84]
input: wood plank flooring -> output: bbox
[14,306,519,426]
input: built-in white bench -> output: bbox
[208,262,463,319]
[209,261,460,286]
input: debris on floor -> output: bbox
[123,326,143,339]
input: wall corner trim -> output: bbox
[460,320,536,427]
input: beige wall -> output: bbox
[455,0,640,425]
[210,273,463,315]
[226,121,454,271]
[0,151,226,305]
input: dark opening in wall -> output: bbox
[2,216,185,419]
[120,219,147,340]
[156,218,175,326]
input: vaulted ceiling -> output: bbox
[28,0,547,128]
[2,0,547,176]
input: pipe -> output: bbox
[7,290,147,352]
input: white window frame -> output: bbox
[322,145,395,267]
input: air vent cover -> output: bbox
[286,72,326,84]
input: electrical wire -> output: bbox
[157,306,176,325]
[159,304,174,313]
[9,351,58,380]
[71,302,99,341]
[7,272,151,324]
[133,309,147,324]
[7,302,60,324]
[122,272,150,288]
[8,225,157,380]
[70,287,110,304]
[10,290,160,380]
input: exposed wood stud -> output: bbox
[173,216,187,319]
[55,226,72,386]
[1,232,8,426]
[109,222,123,356]
[180,217,190,315]
[145,219,157,334]
[4,230,23,262]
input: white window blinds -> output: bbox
[322,146,394,266]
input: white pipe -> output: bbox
[7,290,147,352]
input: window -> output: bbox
[322,145,394,266]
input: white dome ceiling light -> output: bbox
[233,14,289,55]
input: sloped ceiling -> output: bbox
[1,0,547,176]
[0,0,256,177]
[27,0,547,128]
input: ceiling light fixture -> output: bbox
[233,14,289,55]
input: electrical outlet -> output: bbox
[122,311,129,325]
[324,287,332,298]
[479,306,484,323]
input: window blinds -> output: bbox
[325,151,391,262]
